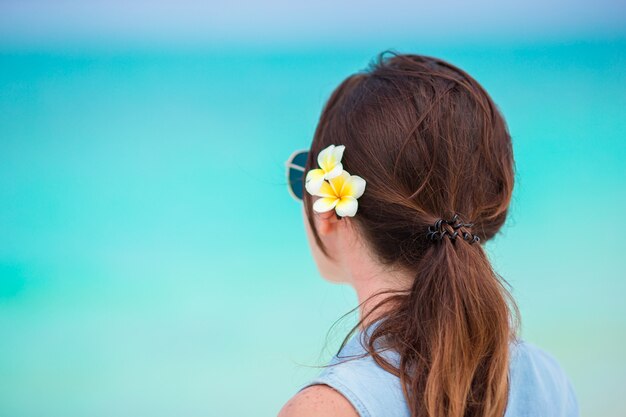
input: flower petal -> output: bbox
[332,145,345,163]
[314,180,336,198]
[342,174,366,199]
[324,162,343,179]
[318,144,345,174]
[331,145,346,168]
[313,197,339,213]
[328,170,350,195]
[305,169,325,195]
[317,145,336,172]
[335,196,358,217]
[305,178,323,195]
[305,168,325,182]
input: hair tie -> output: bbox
[427,214,480,244]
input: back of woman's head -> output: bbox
[303,51,520,417]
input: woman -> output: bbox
[279,52,579,417]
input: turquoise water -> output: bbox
[0,38,625,416]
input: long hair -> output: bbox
[302,52,521,417]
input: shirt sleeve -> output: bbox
[510,341,580,417]
[530,342,580,417]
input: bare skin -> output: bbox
[277,204,412,417]
[277,384,360,417]
[301,205,412,329]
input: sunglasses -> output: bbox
[285,149,309,201]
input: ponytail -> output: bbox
[344,216,519,417]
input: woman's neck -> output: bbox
[349,264,413,331]
[340,225,413,331]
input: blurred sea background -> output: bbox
[1,1,625,416]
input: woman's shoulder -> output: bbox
[506,339,580,417]
[279,329,387,417]
[277,384,360,417]
[290,329,409,417]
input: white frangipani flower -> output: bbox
[311,170,366,217]
[305,144,345,195]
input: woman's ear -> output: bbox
[315,209,342,236]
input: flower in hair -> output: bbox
[309,170,366,217]
[304,144,345,194]
[304,145,366,218]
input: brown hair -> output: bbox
[303,51,520,417]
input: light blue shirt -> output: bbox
[298,320,579,417]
